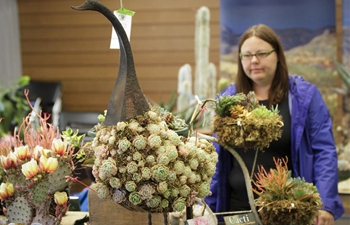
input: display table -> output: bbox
[0,212,89,225]
[87,185,166,225]
[62,211,89,225]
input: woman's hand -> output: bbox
[313,210,334,225]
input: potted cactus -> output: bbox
[0,93,84,225]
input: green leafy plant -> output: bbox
[334,61,350,182]
[215,93,247,117]
[334,61,350,90]
[0,76,30,137]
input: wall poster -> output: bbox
[220,0,350,193]
[220,0,336,114]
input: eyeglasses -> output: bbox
[240,49,275,61]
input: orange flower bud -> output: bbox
[21,159,39,179]
[52,139,67,156]
[0,155,13,169]
[14,145,30,160]
[54,191,68,206]
[39,155,58,173]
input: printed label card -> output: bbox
[110,11,132,49]
[224,212,257,225]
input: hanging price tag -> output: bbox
[110,8,134,49]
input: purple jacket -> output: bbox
[205,75,345,220]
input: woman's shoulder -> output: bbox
[288,74,325,105]
[288,75,317,93]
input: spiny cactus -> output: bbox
[177,6,217,127]
[5,196,32,224]
[0,93,84,224]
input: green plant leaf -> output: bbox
[335,61,350,89]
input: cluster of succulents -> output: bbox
[213,91,284,150]
[82,107,218,213]
[253,157,323,225]
[0,110,83,225]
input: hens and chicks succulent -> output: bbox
[81,107,218,213]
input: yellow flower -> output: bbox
[0,182,14,200]
[21,159,39,179]
[14,145,30,160]
[54,191,68,206]
[33,145,44,161]
[40,148,53,158]
[8,152,21,167]
[0,155,13,169]
[39,155,58,173]
[52,138,67,156]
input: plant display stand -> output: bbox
[88,183,166,225]
[199,134,263,225]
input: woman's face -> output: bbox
[240,36,278,87]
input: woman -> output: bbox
[205,24,344,225]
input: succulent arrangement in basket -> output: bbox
[81,107,218,213]
[71,0,218,215]
[213,91,284,150]
[0,93,84,225]
[253,157,323,225]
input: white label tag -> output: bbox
[224,212,257,225]
[110,11,132,49]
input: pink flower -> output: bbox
[21,159,39,179]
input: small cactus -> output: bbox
[5,196,32,224]
[0,92,84,224]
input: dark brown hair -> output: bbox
[236,24,289,105]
